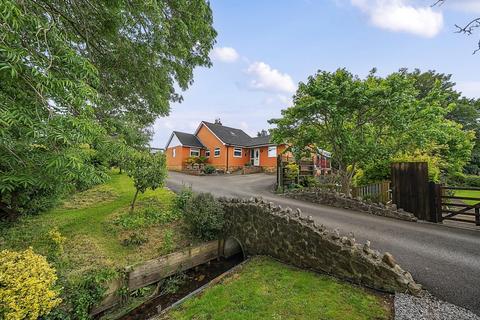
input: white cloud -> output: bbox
[211,47,239,63]
[246,61,296,94]
[351,0,443,38]
[456,81,480,99]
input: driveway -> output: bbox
[166,172,480,315]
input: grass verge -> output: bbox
[162,256,392,320]
[0,171,197,318]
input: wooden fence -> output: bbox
[391,162,431,221]
[351,181,391,204]
[91,239,241,315]
[276,156,315,190]
[431,184,480,226]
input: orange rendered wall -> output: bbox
[196,124,228,169]
[166,146,190,170]
[226,146,250,171]
[258,144,286,168]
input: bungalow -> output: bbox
[165,120,288,172]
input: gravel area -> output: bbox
[395,293,479,320]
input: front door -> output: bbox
[253,148,260,166]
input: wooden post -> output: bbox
[428,182,443,223]
[475,207,480,226]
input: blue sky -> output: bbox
[151,0,480,148]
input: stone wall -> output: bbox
[220,198,421,295]
[242,166,262,175]
[283,188,417,222]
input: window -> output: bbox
[233,147,242,158]
[172,148,176,158]
[268,146,277,158]
[205,149,210,157]
[190,148,200,157]
[214,148,220,157]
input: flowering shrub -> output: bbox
[0,248,61,320]
[48,227,66,257]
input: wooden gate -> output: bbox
[391,162,431,221]
[431,184,480,226]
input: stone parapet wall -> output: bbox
[220,198,421,295]
[283,188,417,222]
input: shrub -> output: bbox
[114,203,180,230]
[203,165,216,174]
[47,228,66,259]
[66,269,117,319]
[174,186,193,211]
[0,248,62,320]
[300,176,319,188]
[448,172,480,187]
[160,229,175,255]
[196,156,208,164]
[392,152,441,183]
[284,163,299,180]
[122,232,149,247]
[185,156,207,166]
[183,193,224,241]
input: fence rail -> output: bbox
[433,184,480,226]
[351,181,391,204]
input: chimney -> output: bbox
[214,118,222,125]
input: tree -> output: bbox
[0,0,108,220]
[125,151,167,212]
[28,0,217,144]
[1,0,216,219]
[270,69,415,194]
[433,0,480,54]
[448,98,480,174]
[400,69,480,174]
[257,129,269,137]
[269,68,474,193]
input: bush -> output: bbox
[66,269,117,319]
[300,176,319,188]
[114,203,180,230]
[122,232,149,247]
[185,156,207,166]
[203,165,216,174]
[183,193,224,241]
[174,186,193,211]
[0,248,62,320]
[284,163,299,180]
[448,172,480,187]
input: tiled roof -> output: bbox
[172,131,205,148]
[202,121,274,147]
[249,135,272,146]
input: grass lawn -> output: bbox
[0,171,195,279]
[163,257,392,320]
[453,189,480,206]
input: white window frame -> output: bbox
[172,148,176,158]
[233,147,242,158]
[268,146,277,158]
[190,148,200,157]
[205,149,210,157]
[214,147,221,157]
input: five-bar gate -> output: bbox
[432,185,480,226]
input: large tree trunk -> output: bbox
[130,189,139,213]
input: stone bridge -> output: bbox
[220,197,421,295]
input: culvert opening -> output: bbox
[115,240,245,320]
